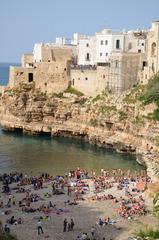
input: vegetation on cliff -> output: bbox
[139,74,159,121]
[135,192,159,240]
[64,86,84,97]
[153,192,159,217]
[136,228,159,240]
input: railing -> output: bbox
[70,64,97,70]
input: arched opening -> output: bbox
[151,42,156,56]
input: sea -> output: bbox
[0,63,144,175]
[0,62,20,86]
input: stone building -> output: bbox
[141,21,159,83]
[9,47,72,94]
[70,65,109,96]
[124,30,147,53]
[21,53,34,68]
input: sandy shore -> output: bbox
[0,177,158,240]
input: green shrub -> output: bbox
[65,86,84,97]
[92,95,101,103]
[155,136,159,146]
[123,85,145,104]
[133,116,145,125]
[46,102,56,109]
[139,74,159,121]
[118,111,127,121]
[52,92,64,98]
[89,118,98,127]
[100,105,117,114]
[139,74,159,105]
[78,98,87,105]
[136,228,159,239]
[153,192,159,217]
[152,108,159,121]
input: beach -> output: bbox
[0,170,158,240]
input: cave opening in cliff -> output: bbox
[38,132,51,137]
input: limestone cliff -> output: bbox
[0,82,159,182]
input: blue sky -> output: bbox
[1,0,159,62]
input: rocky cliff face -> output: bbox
[0,83,159,181]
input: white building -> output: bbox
[77,36,96,65]
[77,29,125,65]
[33,43,43,63]
[77,28,147,66]
[96,29,125,64]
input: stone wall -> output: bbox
[9,66,34,87]
[41,46,72,63]
[70,66,109,96]
[34,61,70,94]
[21,53,34,67]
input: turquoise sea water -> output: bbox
[0,128,144,175]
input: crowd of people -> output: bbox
[0,167,149,238]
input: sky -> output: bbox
[0,0,159,62]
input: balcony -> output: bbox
[70,64,97,70]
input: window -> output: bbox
[85,77,88,80]
[100,52,102,57]
[105,40,108,45]
[115,60,118,68]
[86,53,90,61]
[28,73,33,82]
[72,79,75,85]
[138,49,141,53]
[103,75,105,79]
[105,53,108,56]
[152,63,155,72]
[128,42,132,50]
[86,43,89,47]
[97,62,110,67]
[151,42,156,56]
[142,61,147,68]
[101,40,103,45]
[116,39,120,49]
[141,43,144,46]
